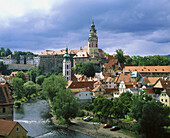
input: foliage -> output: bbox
[126,55,170,66]
[52,88,79,123]
[0,61,8,74]
[14,100,22,107]
[130,90,170,137]
[27,67,39,83]
[15,71,27,83]
[115,49,126,63]
[0,47,12,57]
[72,62,95,77]
[103,52,109,56]
[14,51,34,56]
[11,77,24,100]
[23,81,37,98]
[36,75,46,85]
[42,75,67,101]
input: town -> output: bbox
[0,20,170,138]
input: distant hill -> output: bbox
[163,55,170,60]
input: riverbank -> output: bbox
[51,115,133,138]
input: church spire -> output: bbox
[89,19,97,37]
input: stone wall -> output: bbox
[40,54,76,74]
[7,64,35,70]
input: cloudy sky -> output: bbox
[0,0,170,56]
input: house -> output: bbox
[159,87,170,106]
[75,89,93,104]
[153,80,170,94]
[0,79,14,121]
[67,81,96,93]
[0,119,27,138]
[124,66,170,77]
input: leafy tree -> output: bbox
[103,52,109,56]
[5,48,12,56]
[115,49,126,63]
[93,95,106,115]
[42,75,67,101]
[0,61,8,74]
[36,75,45,85]
[27,67,38,83]
[15,71,27,83]
[131,99,170,137]
[23,81,37,98]
[11,77,24,100]
[110,98,125,119]
[52,89,79,123]
[80,62,95,77]
[1,52,5,57]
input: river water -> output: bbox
[14,100,93,138]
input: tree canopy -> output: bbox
[15,71,27,83]
[72,62,95,77]
[115,49,126,63]
[126,55,170,66]
[0,47,12,57]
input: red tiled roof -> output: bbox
[67,81,96,89]
[0,83,13,105]
[115,73,130,84]
[124,66,170,73]
[0,119,17,136]
[92,85,101,92]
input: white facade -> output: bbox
[63,61,71,81]
[75,90,93,103]
[119,81,126,94]
[33,57,40,67]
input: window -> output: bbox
[165,99,167,102]
[16,127,19,132]
[67,65,69,69]
[96,44,97,47]
[86,94,87,96]
[3,108,6,113]
[161,99,163,102]
[67,71,68,75]
[79,94,81,96]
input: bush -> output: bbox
[77,110,85,117]
[14,100,21,107]
[21,97,28,102]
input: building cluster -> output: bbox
[0,74,27,137]
[60,21,170,106]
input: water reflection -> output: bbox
[14,100,92,138]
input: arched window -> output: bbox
[96,44,97,47]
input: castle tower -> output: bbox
[88,20,99,57]
[63,47,71,81]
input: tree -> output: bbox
[15,71,27,83]
[115,49,126,63]
[36,75,45,85]
[80,62,95,77]
[42,75,67,101]
[27,67,38,83]
[23,81,37,98]
[131,99,170,137]
[52,89,79,123]
[0,61,8,74]
[11,77,24,100]
[5,48,12,56]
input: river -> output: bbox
[14,99,93,138]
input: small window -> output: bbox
[3,108,6,113]
[86,94,87,96]
[165,99,167,102]
[161,99,163,102]
[79,94,81,96]
[16,127,19,132]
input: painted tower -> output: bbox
[63,47,71,81]
[88,20,99,57]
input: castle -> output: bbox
[40,21,108,74]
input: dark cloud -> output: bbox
[0,0,170,55]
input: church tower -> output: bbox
[63,47,71,81]
[88,20,99,57]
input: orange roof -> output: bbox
[92,85,101,92]
[148,77,162,84]
[102,72,111,77]
[0,119,27,136]
[0,83,13,106]
[41,45,88,56]
[106,77,114,82]
[94,80,103,85]
[154,80,170,89]
[115,73,130,83]
[124,66,170,73]
[67,81,96,89]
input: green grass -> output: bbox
[118,129,142,138]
